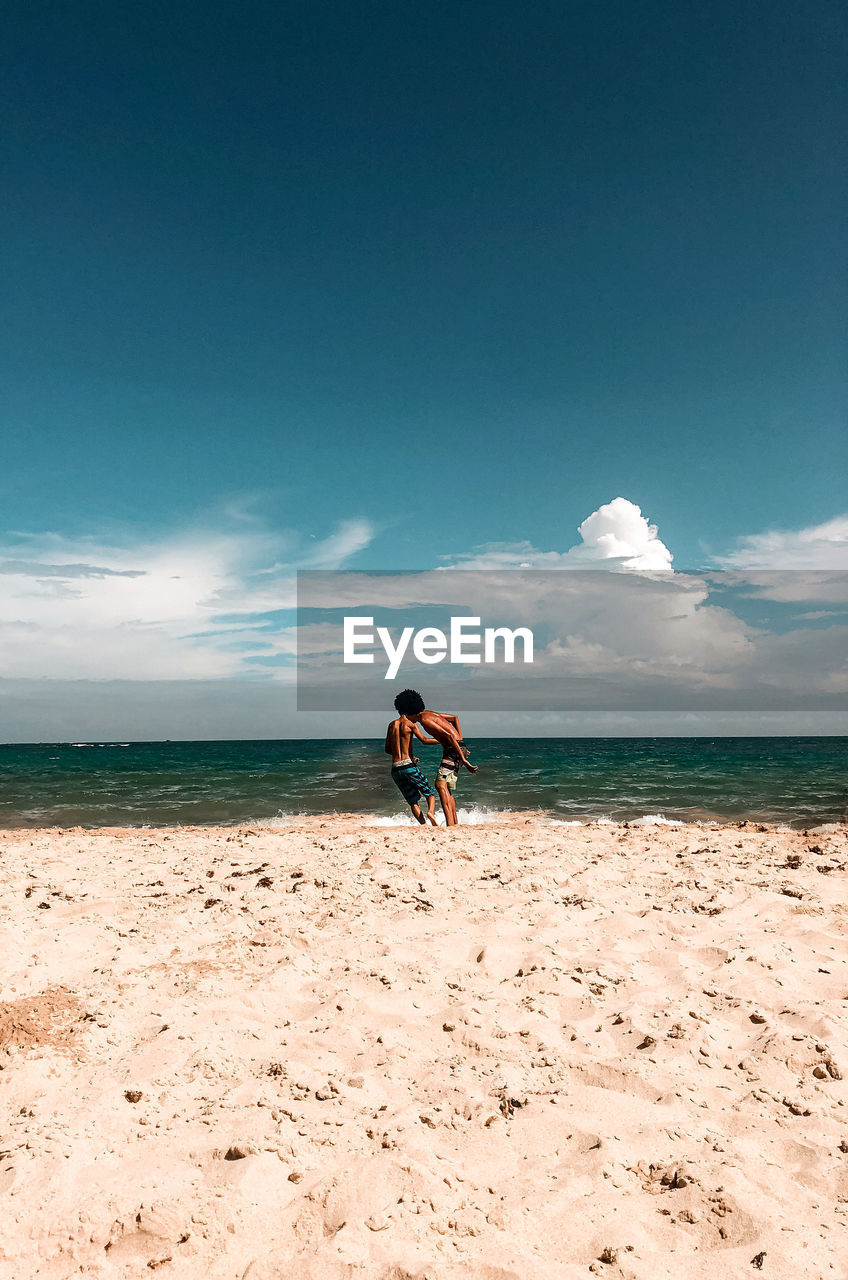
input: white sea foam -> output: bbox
[370,805,499,827]
[225,808,504,829]
[262,812,302,827]
[629,813,684,827]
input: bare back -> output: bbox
[417,710,476,773]
[384,716,415,764]
[417,710,460,751]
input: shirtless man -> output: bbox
[392,690,477,827]
[430,711,470,827]
[384,702,438,825]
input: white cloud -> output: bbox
[568,498,674,570]
[0,518,374,680]
[704,510,848,603]
[445,497,674,571]
[303,519,374,569]
[716,514,848,570]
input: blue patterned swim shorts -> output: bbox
[391,762,436,805]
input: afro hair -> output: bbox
[394,688,425,716]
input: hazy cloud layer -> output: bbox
[0,678,844,744]
[0,561,147,579]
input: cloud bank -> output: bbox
[2,498,846,741]
[296,565,847,713]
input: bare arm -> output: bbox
[452,733,476,771]
[411,723,439,746]
[437,721,476,771]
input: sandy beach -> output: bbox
[1,816,846,1279]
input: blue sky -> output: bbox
[1,1,846,736]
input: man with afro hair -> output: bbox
[384,689,439,824]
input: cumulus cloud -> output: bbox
[569,498,674,570]
[715,514,848,570]
[445,498,674,571]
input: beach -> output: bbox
[1,816,846,1279]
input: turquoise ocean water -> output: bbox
[0,738,845,828]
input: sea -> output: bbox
[0,737,845,829]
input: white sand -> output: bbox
[1,817,847,1279]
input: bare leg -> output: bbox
[436,779,457,826]
[410,803,426,825]
[426,795,438,826]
